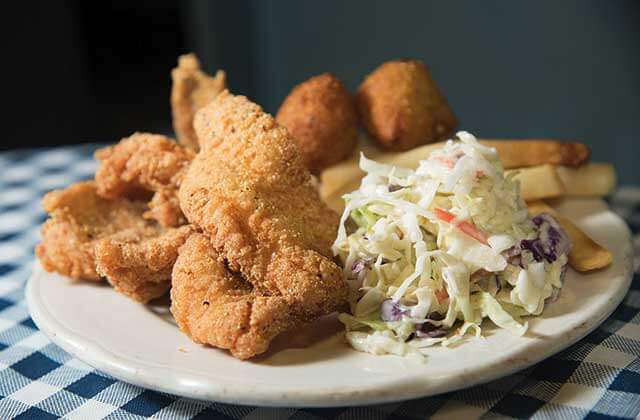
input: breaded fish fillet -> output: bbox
[171,54,226,151]
[36,181,149,281]
[95,133,194,228]
[36,181,191,303]
[172,234,298,359]
[177,91,348,359]
[95,224,192,303]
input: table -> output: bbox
[0,145,638,419]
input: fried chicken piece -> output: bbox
[95,225,193,303]
[36,181,191,303]
[177,91,348,359]
[276,73,358,174]
[95,133,194,228]
[357,59,457,151]
[171,53,227,151]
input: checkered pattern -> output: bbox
[0,145,639,420]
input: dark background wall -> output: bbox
[3,1,639,184]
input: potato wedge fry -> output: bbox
[321,139,593,204]
[329,138,590,173]
[321,163,567,214]
[527,201,612,272]
[556,163,616,196]
[320,143,448,202]
[481,139,590,168]
[509,165,566,201]
[323,188,349,214]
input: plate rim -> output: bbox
[26,204,634,407]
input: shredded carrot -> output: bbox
[434,208,455,223]
[434,156,454,168]
[435,288,449,303]
[435,208,488,245]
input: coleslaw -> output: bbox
[333,131,571,360]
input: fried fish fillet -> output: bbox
[172,234,300,359]
[36,181,149,281]
[171,234,253,354]
[171,53,226,151]
[36,181,191,303]
[176,91,348,359]
[95,224,193,303]
[95,133,194,228]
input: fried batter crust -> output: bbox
[95,133,194,227]
[171,54,226,151]
[276,73,358,174]
[172,234,301,359]
[357,59,457,151]
[95,225,192,303]
[36,181,149,281]
[178,91,348,359]
[36,181,192,303]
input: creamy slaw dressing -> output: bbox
[333,132,571,361]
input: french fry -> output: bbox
[331,138,590,173]
[320,164,365,202]
[321,142,442,196]
[323,187,351,214]
[481,139,590,168]
[321,164,568,214]
[556,163,616,197]
[527,201,612,272]
[509,165,566,201]
[321,139,593,203]
[321,139,612,273]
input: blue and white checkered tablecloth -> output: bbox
[0,144,638,420]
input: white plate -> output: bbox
[26,198,633,407]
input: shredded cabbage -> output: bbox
[334,131,571,361]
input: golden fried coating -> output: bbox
[276,73,358,174]
[178,91,348,359]
[95,225,192,303]
[171,53,226,151]
[95,133,194,228]
[36,181,191,303]
[172,234,299,359]
[357,59,457,151]
[481,139,591,168]
[36,182,149,281]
